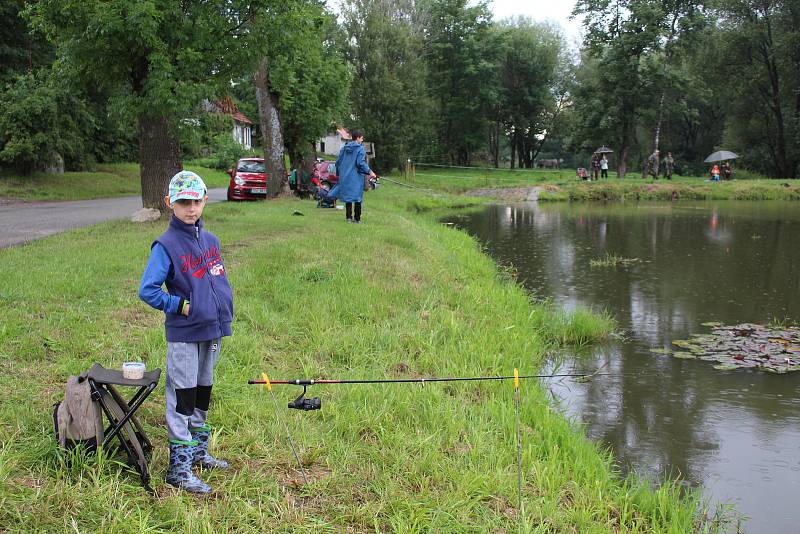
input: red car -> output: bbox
[227,158,268,201]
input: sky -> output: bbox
[490,0,582,47]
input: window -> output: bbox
[237,161,266,173]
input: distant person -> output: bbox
[647,150,660,179]
[329,129,376,223]
[591,154,601,180]
[721,161,732,180]
[662,152,674,180]
[711,164,721,181]
[600,155,609,178]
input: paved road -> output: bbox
[0,188,227,248]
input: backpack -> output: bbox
[52,365,158,491]
[53,374,104,451]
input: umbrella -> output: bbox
[704,150,738,163]
[594,146,613,154]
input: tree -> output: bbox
[713,0,799,178]
[423,0,495,166]
[249,1,351,196]
[341,0,435,171]
[0,72,95,173]
[494,19,565,168]
[30,1,270,209]
[573,0,666,177]
[0,0,52,83]
[275,9,349,170]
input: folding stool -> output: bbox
[85,363,161,492]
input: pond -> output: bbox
[447,201,800,533]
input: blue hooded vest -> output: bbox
[154,216,233,342]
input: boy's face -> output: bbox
[165,196,208,225]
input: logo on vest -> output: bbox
[180,246,222,278]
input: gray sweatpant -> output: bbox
[165,339,221,443]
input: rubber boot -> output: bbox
[191,427,229,469]
[166,442,212,494]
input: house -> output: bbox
[316,132,376,160]
[205,96,254,150]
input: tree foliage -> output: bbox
[0,72,95,173]
[711,0,799,177]
[340,0,435,171]
[422,0,496,166]
[494,19,565,168]
[28,0,270,207]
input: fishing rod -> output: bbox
[248,371,609,411]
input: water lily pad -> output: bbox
[661,321,800,374]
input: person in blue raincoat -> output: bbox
[329,129,376,223]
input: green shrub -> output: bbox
[0,72,95,173]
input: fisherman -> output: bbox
[647,150,660,180]
[662,152,674,180]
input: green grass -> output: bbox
[0,163,230,201]
[397,165,800,202]
[589,253,641,268]
[0,186,714,532]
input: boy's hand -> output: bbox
[181,302,190,316]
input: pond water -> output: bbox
[447,201,800,533]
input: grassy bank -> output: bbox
[0,163,229,201]
[1,161,797,204]
[402,166,800,201]
[0,186,711,532]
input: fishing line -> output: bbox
[260,373,308,484]
[247,371,608,388]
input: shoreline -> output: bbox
[0,186,711,531]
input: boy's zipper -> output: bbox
[195,225,225,337]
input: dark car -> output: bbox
[227,158,268,201]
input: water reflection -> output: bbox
[448,201,800,533]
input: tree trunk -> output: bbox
[653,90,665,152]
[510,129,516,169]
[254,58,289,197]
[493,120,501,167]
[138,114,182,210]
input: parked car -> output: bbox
[227,158,268,201]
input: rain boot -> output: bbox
[166,442,212,494]
[191,426,229,469]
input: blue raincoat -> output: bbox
[329,141,372,203]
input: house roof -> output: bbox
[214,96,253,125]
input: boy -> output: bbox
[138,171,233,494]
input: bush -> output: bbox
[207,133,246,170]
[0,71,95,173]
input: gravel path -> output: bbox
[0,188,227,249]
[464,186,546,201]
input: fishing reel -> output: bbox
[288,386,321,411]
